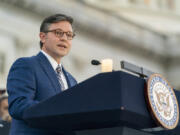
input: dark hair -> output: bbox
[0,89,6,96]
[0,95,8,107]
[39,14,73,49]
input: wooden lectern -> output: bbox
[23,71,180,135]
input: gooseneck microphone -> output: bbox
[91,60,101,65]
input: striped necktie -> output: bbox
[56,65,65,91]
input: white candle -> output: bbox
[101,59,113,72]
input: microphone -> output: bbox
[91,59,101,65]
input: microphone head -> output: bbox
[91,60,101,65]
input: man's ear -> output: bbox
[39,32,46,44]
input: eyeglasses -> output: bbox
[44,29,75,40]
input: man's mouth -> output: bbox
[57,44,67,48]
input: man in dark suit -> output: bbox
[7,14,77,135]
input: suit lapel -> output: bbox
[62,66,72,88]
[37,52,62,93]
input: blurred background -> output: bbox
[0,0,180,91]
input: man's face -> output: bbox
[40,21,73,63]
[0,98,8,117]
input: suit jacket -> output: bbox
[7,52,77,135]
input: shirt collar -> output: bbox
[41,50,62,71]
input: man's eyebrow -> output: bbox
[48,28,63,31]
[51,28,73,32]
[55,28,63,31]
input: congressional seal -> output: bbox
[145,73,179,129]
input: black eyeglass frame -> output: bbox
[44,29,75,40]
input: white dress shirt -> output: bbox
[41,50,68,90]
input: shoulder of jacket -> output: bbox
[12,55,37,67]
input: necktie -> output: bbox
[56,65,65,91]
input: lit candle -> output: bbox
[101,59,113,72]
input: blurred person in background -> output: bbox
[0,94,11,135]
[7,14,77,135]
[0,89,6,97]
[0,95,11,122]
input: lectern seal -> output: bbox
[145,74,179,129]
